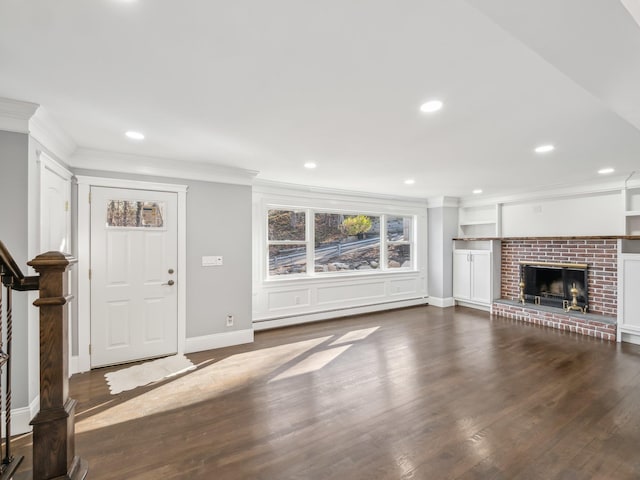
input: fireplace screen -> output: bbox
[521,262,588,310]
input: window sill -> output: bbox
[264,268,420,284]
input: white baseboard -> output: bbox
[70,355,79,376]
[621,331,640,345]
[455,299,491,312]
[253,298,429,331]
[2,395,39,435]
[428,296,455,308]
[184,329,254,354]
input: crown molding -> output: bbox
[622,0,640,28]
[458,176,638,208]
[70,148,259,186]
[253,179,429,208]
[29,108,77,160]
[0,97,39,134]
[426,196,459,208]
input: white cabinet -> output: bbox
[452,239,501,311]
[453,250,492,305]
[618,253,640,344]
[453,251,472,300]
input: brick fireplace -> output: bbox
[492,239,618,341]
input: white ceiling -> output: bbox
[1,0,640,200]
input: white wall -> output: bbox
[501,191,624,237]
[252,184,429,328]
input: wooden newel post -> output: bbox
[27,252,88,480]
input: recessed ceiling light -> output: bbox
[304,162,317,169]
[598,167,615,174]
[125,131,145,140]
[404,179,415,185]
[419,100,443,113]
[534,144,555,154]
[472,189,483,194]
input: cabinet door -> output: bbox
[470,252,492,304]
[622,257,640,329]
[453,251,471,300]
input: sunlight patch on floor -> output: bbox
[329,326,380,346]
[76,335,332,434]
[270,345,352,382]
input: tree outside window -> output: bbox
[314,214,380,273]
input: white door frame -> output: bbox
[76,175,187,373]
[38,151,73,371]
[39,151,73,252]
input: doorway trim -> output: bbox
[76,175,188,373]
[38,150,74,372]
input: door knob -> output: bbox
[162,280,175,286]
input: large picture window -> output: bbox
[267,207,415,278]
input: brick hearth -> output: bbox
[492,239,618,341]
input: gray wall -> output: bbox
[0,130,30,408]
[427,206,458,301]
[73,169,253,338]
[185,180,252,336]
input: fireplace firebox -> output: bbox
[520,262,588,311]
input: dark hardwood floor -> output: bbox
[11,306,640,479]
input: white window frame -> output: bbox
[266,207,310,278]
[265,205,416,280]
[384,215,416,270]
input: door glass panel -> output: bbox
[106,200,165,228]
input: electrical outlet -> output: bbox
[226,314,234,327]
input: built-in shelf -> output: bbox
[624,187,640,235]
[459,220,496,226]
[458,204,501,238]
[625,187,640,211]
[626,217,640,236]
[453,239,497,251]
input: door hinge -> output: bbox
[65,200,69,212]
[89,344,92,355]
[88,192,91,203]
[89,268,92,280]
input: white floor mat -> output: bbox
[105,354,196,395]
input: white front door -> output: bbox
[90,186,178,367]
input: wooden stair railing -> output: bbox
[0,241,39,479]
[0,242,87,480]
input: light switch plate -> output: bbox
[202,256,223,266]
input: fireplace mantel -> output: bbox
[455,235,640,241]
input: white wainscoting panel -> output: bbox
[390,277,419,295]
[268,289,311,311]
[317,281,386,305]
[254,272,427,323]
